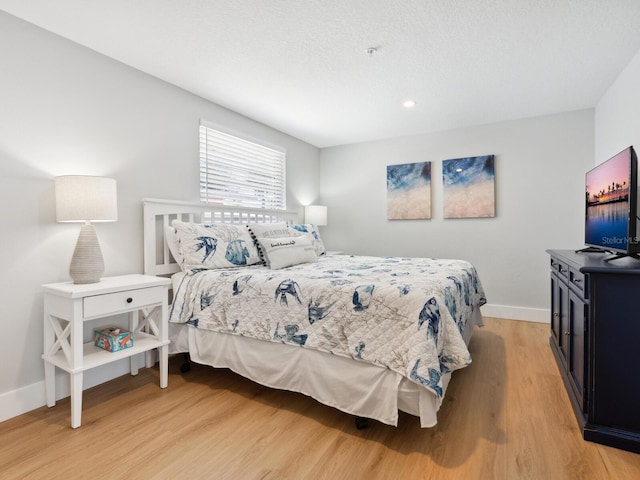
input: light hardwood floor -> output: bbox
[1,317,639,479]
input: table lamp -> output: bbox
[304,205,327,226]
[54,175,118,284]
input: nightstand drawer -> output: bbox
[83,286,165,318]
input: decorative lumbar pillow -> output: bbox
[290,224,326,256]
[172,220,261,270]
[257,235,318,270]
[247,223,301,263]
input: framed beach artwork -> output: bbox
[387,161,431,220]
[442,155,495,218]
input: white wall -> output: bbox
[595,47,640,163]
[319,110,595,320]
[0,12,319,420]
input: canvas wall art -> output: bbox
[387,161,431,220]
[442,155,495,218]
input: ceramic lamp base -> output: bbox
[69,223,105,284]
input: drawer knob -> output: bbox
[553,312,560,318]
[572,278,582,283]
[126,297,133,304]
[564,331,570,336]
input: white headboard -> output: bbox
[143,198,301,276]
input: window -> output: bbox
[199,123,286,209]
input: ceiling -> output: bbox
[3,0,640,148]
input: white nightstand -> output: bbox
[42,274,172,428]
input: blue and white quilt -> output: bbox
[170,255,486,398]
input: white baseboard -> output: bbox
[481,303,549,323]
[0,355,147,424]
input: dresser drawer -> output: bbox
[569,267,587,298]
[551,258,570,279]
[83,286,165,318]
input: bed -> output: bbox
[143,198,486,428]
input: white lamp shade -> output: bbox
[305,205,327,226]
[55,175,118,222]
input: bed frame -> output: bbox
[142,198,481,429]
[143,198,300,277]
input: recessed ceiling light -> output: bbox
[403,100,416,108]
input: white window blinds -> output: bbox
[199,124,286,209]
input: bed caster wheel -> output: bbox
[355,417,369,430]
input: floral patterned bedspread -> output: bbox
[170,255,486,398]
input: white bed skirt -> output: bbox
[168,309,482,427]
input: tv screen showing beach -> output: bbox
[585,148,631,251]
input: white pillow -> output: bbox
[247,223,301,263]
[257,235,318,270]
[290,224,326,256]
[247,222,292,237]
[172,220,261,270]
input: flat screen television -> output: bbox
[585,146,639,258]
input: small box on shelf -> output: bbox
[94,326,133,352]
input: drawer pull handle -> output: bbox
[572,278,582,283]
[553,312,560,318]
[126,297,133,304]
[564,331,570,336]
[559,268,567,273]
